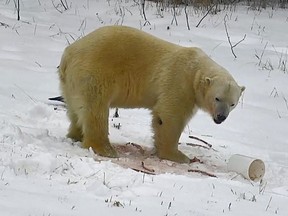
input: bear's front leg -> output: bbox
[82,105,118,158]
[152,108,190,163]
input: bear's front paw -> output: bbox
[94,145,118,158]
[157,150,191,164]
[83,141,118,158]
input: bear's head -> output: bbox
[203,77,245,124]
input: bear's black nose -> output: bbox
[214,114,226,124]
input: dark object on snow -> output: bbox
[49,96,120,117]
[113,108,119,118]
[49,96,64,102]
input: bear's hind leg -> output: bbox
[67,109,83,142]
[81,103,118,158]
[152,109,190,163]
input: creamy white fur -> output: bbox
[59,26,245,163]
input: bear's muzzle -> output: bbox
[213,114,227,124]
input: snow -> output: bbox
[0,1,288,215]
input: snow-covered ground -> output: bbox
[0,1,287,215]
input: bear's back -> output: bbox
[64,26,182,70]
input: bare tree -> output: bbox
[184,2,190,30]
[13,0,20,20]
[141,0,151,26]
[196,3,216,28]
[224,15,246,58]
[17,0,20,20]
[171,1,178,26]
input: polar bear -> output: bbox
[58,25,245,163]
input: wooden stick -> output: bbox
[0,22,10,28]
[131,168,155,175]
[141,161,155,173]
[131,162,156,175]
[186,143,210,150]
[188,135,212,148]
[188,169,217,178]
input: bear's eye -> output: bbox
[215,97,220,102]
[231,103,235,107]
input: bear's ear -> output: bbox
[205,77,212,86]
[240,86,246,93]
